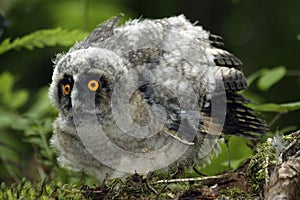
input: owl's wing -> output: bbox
[137,82,199,145]
[125,48,202,145]
[201,33,267,138]
[126,44,266,143]
[71,15,122,51]
[206,34,247,91]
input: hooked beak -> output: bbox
[71,87,82,113]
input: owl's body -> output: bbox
[49,15,266,181]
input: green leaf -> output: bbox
[0,71,29,109]
[249,101,300,112]
[24,137,43,146]
[0,71,14,103]
[8,90,29,109]
[221,158,245,169]
[25,87,54,118]
[297,34,300,40]
[0,112,15,128]
[0,146,19,164]
[0,28,88,55]
[200,137,253,175]
[246,68,268,86]
[257,66,286,91]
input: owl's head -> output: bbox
[49,47,126,117]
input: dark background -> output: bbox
[1,0,299,133]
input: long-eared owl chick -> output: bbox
[49,15,266,181]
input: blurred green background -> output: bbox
[0,0,299,184]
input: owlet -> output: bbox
[49,15,266,181]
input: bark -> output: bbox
[264,131,300,200]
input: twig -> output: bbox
[145,179,157,194]
[264,151,270,187]
[268,111,286,127]
[155,173,228,184]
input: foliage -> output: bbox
[246,133,300,192]
[0,178,84,200]
[0,70,100,185]
[249,102,300,112]
[0,28,87,55]
[199,136,253,176]
[247,66,286,91]
[0,71,55,182]
[245,65,300,113]
[246,138,276,191]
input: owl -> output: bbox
[49,15,266,181]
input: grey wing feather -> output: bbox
[126,48,199,144]
[214,66,248,91]
[139,83,198,145]
[207,34,247,91]
[203,34,267,137]
[71,15,122,51]
[209,34,225,48]
[208,33,243,69]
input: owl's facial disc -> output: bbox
[57,74,74,111]
[51,47,125,116]
[70,70,112,114]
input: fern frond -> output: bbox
[0,28,88,55]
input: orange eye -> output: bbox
[88,80,100,91]
[63,84,71,95]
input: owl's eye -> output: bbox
[87,80,100,91]
[63,84,71,95]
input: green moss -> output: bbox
[246,133,299,191]
[246,138,276,191]
[219,187,254,199]
[0,178,85,200]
